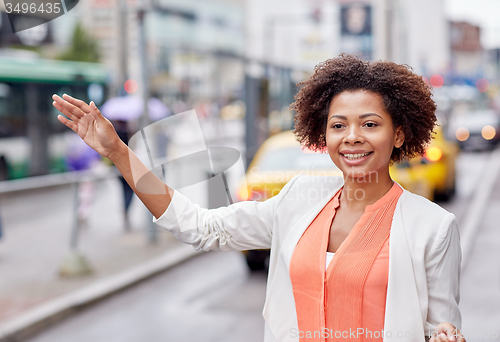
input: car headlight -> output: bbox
[425,146,442,162]
[481,125,496,140]
[455,127,469,141]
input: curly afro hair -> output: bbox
[291,54,437,163]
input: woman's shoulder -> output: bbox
[397,185,456,228]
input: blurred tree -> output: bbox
[57,22,100,63]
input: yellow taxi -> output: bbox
[389,126,459,202]
[237,128,458,270]
[237,130,342,202]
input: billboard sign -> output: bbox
[340,3,373,60]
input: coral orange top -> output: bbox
[289,182,403,341]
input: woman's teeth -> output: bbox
[343,152,371,160]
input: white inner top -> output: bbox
[326,252,335,270]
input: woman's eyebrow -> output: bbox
[328,114,347,121]
[328,113,383,121]
[360,113,383,119]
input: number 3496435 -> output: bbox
[5,2,61,14]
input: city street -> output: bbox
[20,150,500,342]
[0,0,498,341]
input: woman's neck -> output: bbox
[340,171,394,211]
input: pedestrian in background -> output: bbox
[52,54,465,342]
[64,133,101,229]
[113,119,134,231]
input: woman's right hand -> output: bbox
[52,94,124,160]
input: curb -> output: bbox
[0,245,201,342]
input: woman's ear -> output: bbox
[394,126,405,149]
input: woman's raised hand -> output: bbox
[53,93,173,218]
[52,94,124,160]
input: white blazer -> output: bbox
[154,175,462,342]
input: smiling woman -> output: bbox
[287,54,463,342]
[52,54,465,342]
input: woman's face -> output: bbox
[325,90,404,179]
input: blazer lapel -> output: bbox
[263,177,344,342]
[384,189,425,341]
[280,177,344,271]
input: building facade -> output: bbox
[244,0,450,76]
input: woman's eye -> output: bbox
[365,122,377,128]
[332,124,343,129]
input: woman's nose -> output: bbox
[343,125,364,144]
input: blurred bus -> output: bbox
[0,57,109,180]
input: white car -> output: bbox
[447,109,500,151]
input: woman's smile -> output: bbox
[340,151,373,165]
[340,148,374,161]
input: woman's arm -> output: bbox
[107,142,175,218]
[53,93,174,219]
[53,93,302,252]
[425,213,465,342]
[153,174,301,251]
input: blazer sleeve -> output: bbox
[424,212,462,335]
[153,175,302,252]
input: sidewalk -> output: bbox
[0,177,198,339]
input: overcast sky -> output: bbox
[444,0,500,49]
